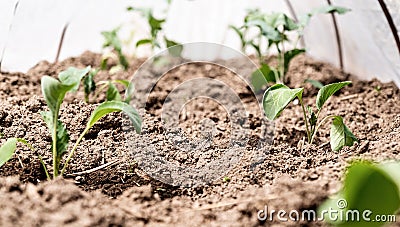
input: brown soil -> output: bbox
[0,51,399,226]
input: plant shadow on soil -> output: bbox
[0,51,399,226]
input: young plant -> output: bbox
[101,28,129,70]
[319,161,400,226]
[40,67,141,178]
[0,67,141,178]
[127,1,183,56]
[231,6,350,89]
[94,79,134,103]
[263,81,357,151]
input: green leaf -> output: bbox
[123,82,135,104]
[229,25,245,48]
[106,82,122,102]
[344,162,399,226]
[113,79,130,88]
[136,39,152,48]
[118,51,129,70]
[262,84,304,120]
[59,67,91,91]
[85,101,141,134]
[298,6,349,29]
[265,12,298,31]
[316,81,351,110]
[307,106,317,126]
[100,56,109,70]
[379,162,400,190]
[42,67,90,116]
[320,162,400,226]
[245,19,281,42]
[102,28,122,52]
[165,38,183,57]
[304,78,324,89]
[83,69,97,102]
[251,64,276,92]
[54,120,69,161]
[0,138,18,167]
[330,116,357,151]
[314,5,351,15]
[283,49,305,74]
[41,111,69,161]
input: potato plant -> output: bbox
[263,81,357,151]
[0,67,141,179]
[320,161,400,226]
[231,6,350,90]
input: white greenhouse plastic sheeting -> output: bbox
[0,0,399,86]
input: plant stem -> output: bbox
[39,155,51,180]
[298,96,311,143]
[280,40,286,83]
[310,115,335,144]
[275,43,283,83]
[52,118,58,178]
[60,128,89,176]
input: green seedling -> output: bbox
[232,6,350,89]
[95,79,134,103]
[82,68,134,104]
[101,28,129,70]
[0,67,142,179]
[223,176,231,183]
[83,69,98,103]
[319,161,400,226]
[41,67,141,178]
[128,2,183,56]
[263,81,357,151]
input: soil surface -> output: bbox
[0,51,399,226]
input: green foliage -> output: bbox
[94,79,133,103]
[127,5,182,55]
[316,81,352,110]
[60,100,141,175]
[223,176,231,183]
[263,81,356,151]
[304,78,324,89]
[319,161,400,226]
[330,116,358,151]
[81,68,133,104]
[231,5,350,90]
[101,28,129,70]
[0,138,18,167]
[41,67,90,177]
[0,67,141,179]
[83,69,97,103]
[106,82,122,102]
[40,67,142,178]
[86,101,141,134]
[262,84,303,120]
